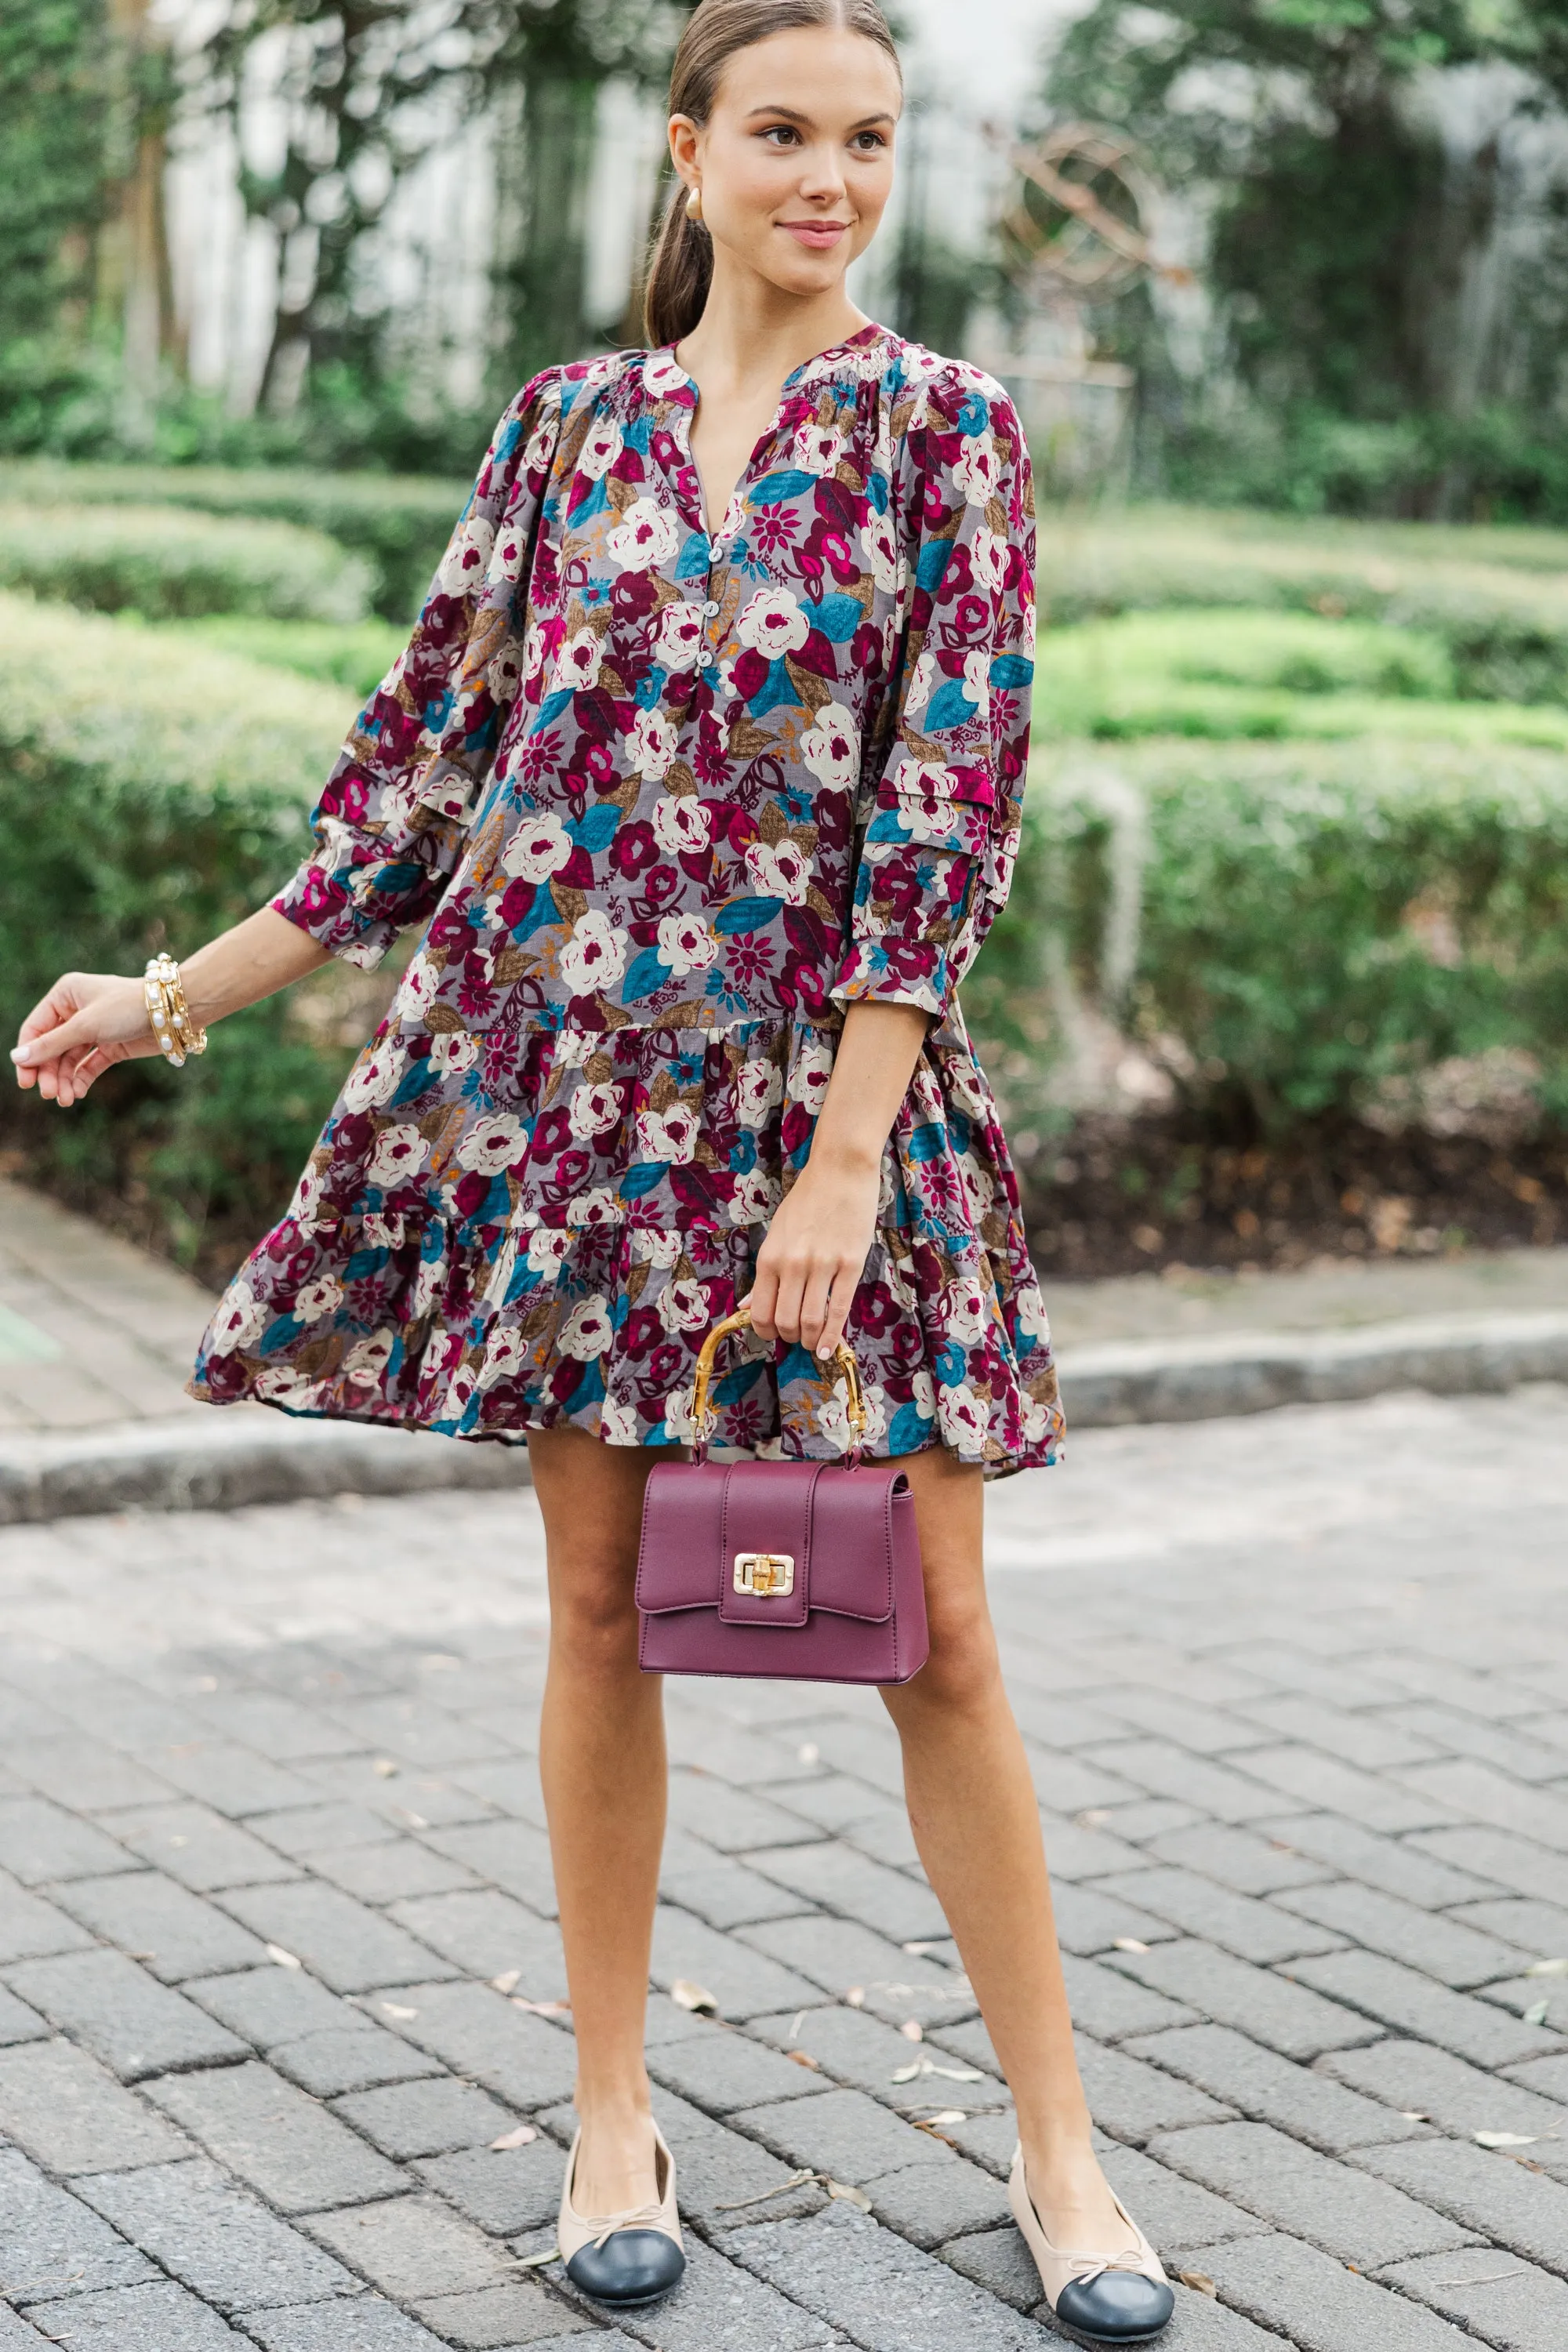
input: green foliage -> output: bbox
[0,594,358,1261]
[0,503,373,622]
[1035,509,1568,702]
[0,459,468,619]
[989,734,1568,1132]
[0,0,110,350]
[1034,608,1568,747]
[166,614,408,699]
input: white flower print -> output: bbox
[642,350,689,399]
[787,1042,835,1118]
[800,702,858,791]
[455,1114,525,1176]
[252,1363,306,1400]
[343,1330,396,1388]
[652,795,711,856]
[567,1186,619,1229]
[735,1061,782,1127]
[560,1294,613,1359]
[578,417,623,481]
[501,810,574,882]
[942,1281,991,1348]
[653,601,706,670]
[910,1367,937,1419]
[367,1123,430,1189]
[554,1029,597,1068]
[954,431,1000,507]
[523,419,557,474]
[361,1211,401,1250]
[657,1278,711,1336]
[292,1275,343,1327]
[601,1397,640,1444]
[554,626,604,693]
[443,1364,477,1421]
[636,1104,700,1164]
[395,953,437,1018]
[629,706,678,782]
[938,1381,989,1451]
[970,527,1007,597]
[437,508,495,595]
[409,1249,447,1319]
[903,652,938,725]
[1021,1394,1055,1445]
[1015,1287,1051,1343]
[664,1383,699,1443]
[744,839,811,906]
[430,1031,480,1076]
[212,1279,267,1353]
[289,1164,325,1232]
[818,1389,852,1451]
[477,1327,528,1390]
[656,910,718,977]
[731,1168,781,1224]
[342,1042,406,1114]
[736,586,810,659]
[567,1080,625,1141]
[559,909,629,995]
[630,1229,682,1267]
[528,1225,574,1273]
[859,512,901,595]
[898,793,963,847]
[793,423,844,475]
[963,647,992,720]
[607,495,681,573]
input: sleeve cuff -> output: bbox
[829,937,953,1022]
[270,864,402,971]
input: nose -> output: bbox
[797,142,848,207]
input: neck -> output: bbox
[674,252,869,394]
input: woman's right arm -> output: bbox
[11,907,329,1108]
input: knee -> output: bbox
[548,1555,641,1681]
[909,1581,1004,1715]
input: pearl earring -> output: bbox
[686,186,703,224]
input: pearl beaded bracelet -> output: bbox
[143,953,208,1068]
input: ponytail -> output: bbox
[644,188,715,351]
[642,0,900,352]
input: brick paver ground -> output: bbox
[2,1381,1567,2348]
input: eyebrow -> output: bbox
[745,104,898,129]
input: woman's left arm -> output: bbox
[749,999,928,1357]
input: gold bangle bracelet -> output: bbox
[143,954,208,1067]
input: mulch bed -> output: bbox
[1016,1117,1567,1281]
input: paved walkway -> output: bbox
[2,1385,1567,2348]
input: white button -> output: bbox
[703,600,720,617]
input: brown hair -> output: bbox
[644,0,902,350]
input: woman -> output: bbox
[12,1,1174,2338]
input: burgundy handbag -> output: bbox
[635,1305,929,1686]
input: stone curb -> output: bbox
[0,1410,532,1525]
[1059,1306,1568,1428]
[2,1308,1565,1523]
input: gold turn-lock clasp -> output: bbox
[733,1552,796,1599]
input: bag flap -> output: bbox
[717,1461,816,1629]
[805,1465,907,1623]
[635,1461,729,1613]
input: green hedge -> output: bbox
[156,613,408,699]
[984,735,1568,1132]
[0,459,469,620]
[0,594,358,1265]
[1036,510,1568,704]
[0,503,373,623]
[1034,610,1568,749]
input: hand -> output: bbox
[750,1151,880,1359]
[11,972,160,1107]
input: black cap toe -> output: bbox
[565,2228,686,2307]
[1054,2270,1176,2343]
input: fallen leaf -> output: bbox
[787,2012,806,2041]
[397,1810,429,1830]
[891,2062,924,2084]
[1523,2000,1552,2026]
[1475,2131,1551,2149]
[1526,1957,1568,1977]
[920,2109,967,2127]
[844,1987,866,2009]
[490,1970,521,1994]
[490,2125,539,2151]
[511,2246,559,2268]
[372,1759,399,1778]
[826,2180,873,2211]
[902,1940,940,1956]
[380,2002,419,2021]
[900,2020,924,2043]
[797,1742,820,1766]
[511,1997,571,2017]
[1178,2271,1217,2298]
[786,2050,821,2071]
[1113,1938,1151,1955]
[1400,2111,1430,2122]
[267,1945,302,1970]
[929,2063,987,2082]
[1076,1809,1111,1829]
[670,1978,718,2016]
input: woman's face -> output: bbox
[670,27,902,302]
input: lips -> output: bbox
[781,221,850,249]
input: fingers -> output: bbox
[753,1250,861,1354]
[747,1262,780,1344]
[817,1265,858,1360]
[11,1005,97,1074]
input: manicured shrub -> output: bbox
[162,612,408,699]
[0,594,359,1267]
[0,459,469,619]
[0,502,373,622]
[983,735,1568,1133]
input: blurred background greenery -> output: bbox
[3,0,1566,1282]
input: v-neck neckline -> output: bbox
[655,321,887,541]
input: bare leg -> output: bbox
[530,1428,675,2216]
[880,1447,1128,2252]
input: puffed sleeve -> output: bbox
[270,369,563,967]
[831,369,1035,1022]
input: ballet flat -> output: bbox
[1008,2145,1175,2344]
[557,2122,685,2307]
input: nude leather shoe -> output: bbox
[557,2123,685,2307]
[1009,2146,1175,2343]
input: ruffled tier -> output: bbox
[191,1011,1063,1477]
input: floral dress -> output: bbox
[191,324,1063,1475]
